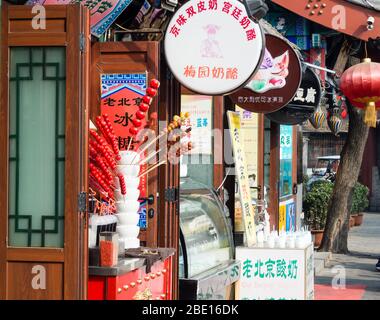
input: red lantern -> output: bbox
[340,58,380,127]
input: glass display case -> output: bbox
[179,177,241,300]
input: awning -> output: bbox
[270,0,380,41]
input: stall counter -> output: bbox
[88,256,173,300]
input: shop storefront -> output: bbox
[0,0,324,301]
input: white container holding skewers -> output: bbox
[115,152,142,249]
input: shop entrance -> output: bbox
[0,4,90,299]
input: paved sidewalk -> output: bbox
[315,212,380,300]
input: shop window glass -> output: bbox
[279,125,293,198]
[180,95,213,188]
[8,47,66,247]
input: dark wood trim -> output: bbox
[158,61,180,299]
[79,6,91,300]
[8,33,67,46]
[0,2,10,300]
[213,96,224,193]
[269,121,280,230]
[64,4,82,300]
[292,126,298,198]
[7,248,64,262]
[257,114,264,200]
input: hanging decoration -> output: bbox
[309,104,326,129]
[327,108,343,136]
[340,58,380,127]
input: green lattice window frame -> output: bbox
[8,47,66,248]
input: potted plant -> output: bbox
[303,180,334,248]
[350,182,369,226]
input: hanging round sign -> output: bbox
[229,34,302,113]
[164,0,264,95]
[266,67,322,125]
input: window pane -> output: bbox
[8,47,66,248]
[181,95,214,188]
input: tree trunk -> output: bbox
[319,100,369,253]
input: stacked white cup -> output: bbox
[115,151,141,249]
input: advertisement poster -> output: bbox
[228,111,256,246]
[279,198,295,232]
[27,0,134,38]
[280,125,293,198]
[100,73,148,228]
[279,202,286,232]
[236,245,314,300]
[181,95,213,155]
[286,200,296,232]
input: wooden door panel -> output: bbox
[7,262,63,300]
[0,4,90,300]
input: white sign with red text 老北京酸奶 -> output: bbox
[164,0,264,95]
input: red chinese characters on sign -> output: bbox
[100,74,148,198]
[183,65,238,79]
[168,0,256,41]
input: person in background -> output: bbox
[376,258,380,272]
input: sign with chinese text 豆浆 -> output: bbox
[181,95,213,155]
[227,111,256,246]
[236,245,314,300]
[26,0,134,38]
[267,67,322,125]
[100,73,148,226]
[164,0,264,95]
[230,34,301,113]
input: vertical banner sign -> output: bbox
[236,245,314,300]
[227,111,256,246]
[101,73,148,228]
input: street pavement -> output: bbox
[315,212,380,300]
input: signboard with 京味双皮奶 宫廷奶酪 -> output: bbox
[164,0,265,96]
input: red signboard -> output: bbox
[100,73,148,209]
